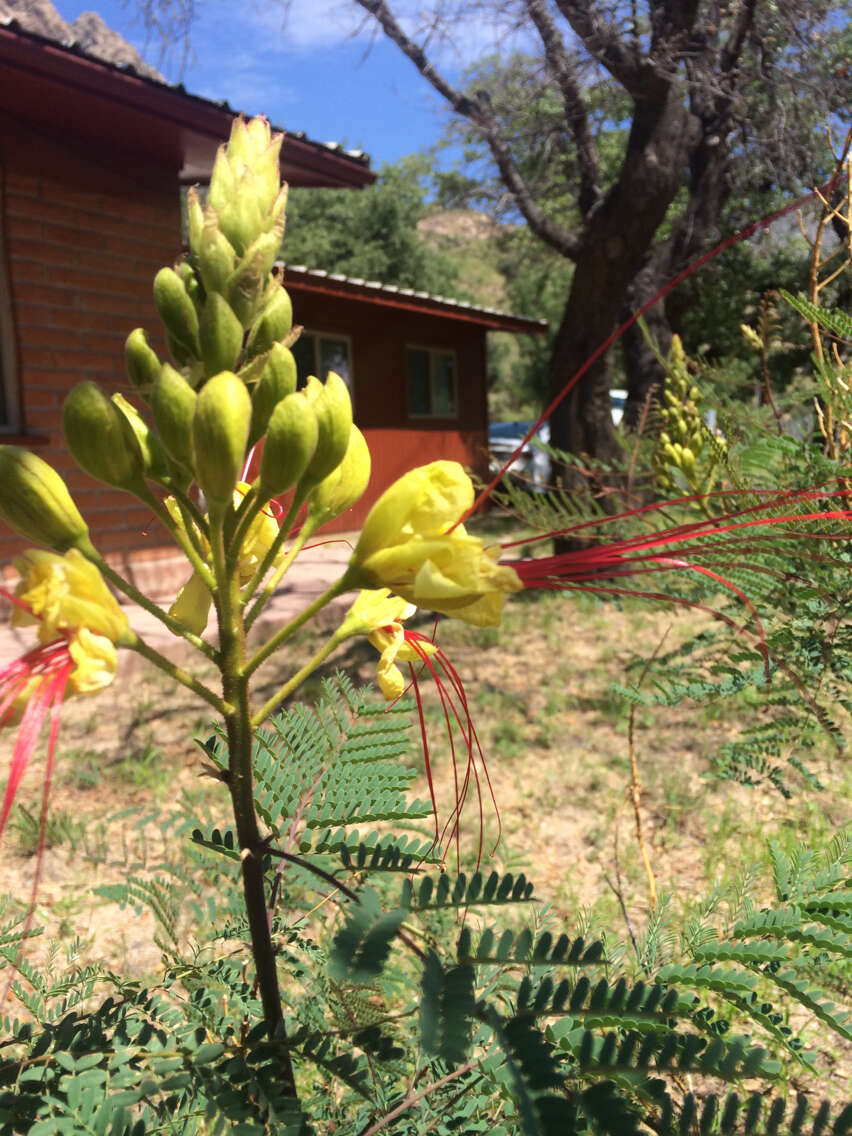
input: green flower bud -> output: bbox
[680,449,697,477]
[301,372,353,487]
[218,191,265,257]
[153,267,201,359]
[248,343,297,447]
[111,394,171,484]
[124,328,161,398]
[0,447,90,552]
[199,291,244,375]
[225,249,268,329]
[63,381,147,492]
[246,285,292,360]
[198,213,237,295]
[209,144,237,213]
[259,391,318,499]
[309,425,371,525]
[153,363,197,469]
[192,371,252,504]
[187,187,204,258]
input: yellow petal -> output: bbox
[67,628,118,695]
[169,570,213,635]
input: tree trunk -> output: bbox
[548,77,699,463]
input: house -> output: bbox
[0,19,372,593]
[272,265,546,532]
[0,18,545,599]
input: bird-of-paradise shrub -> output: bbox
[0,118,851,1133]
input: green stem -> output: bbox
[135,485,215,590]
[244,577,348,680]
[208,507,296,1081]
[80,546,216,661]
[241,491,308,608]
[244,517,315,633]
[122,631,228,713]
[251,630,345,728]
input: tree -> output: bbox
[282,156,462,295]
[352,0,852,462]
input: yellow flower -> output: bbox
[12,549,128,645]
[339,588,437,701]
[347,461,521,626]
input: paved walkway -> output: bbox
[0,534,359,673]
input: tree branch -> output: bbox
[554,0,642,92]
[524,0,602,214]
[354,0,581,258]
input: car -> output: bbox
[488,390,628,490]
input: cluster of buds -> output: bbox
[0,117,371,641]
[653,335,726,501]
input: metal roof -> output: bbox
[0,18,374,188]
[279,264,548,334]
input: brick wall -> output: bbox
[1,116,186,595]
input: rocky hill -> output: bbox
[0,0,163,80]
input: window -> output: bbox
[291,331,353,396]
[406,347,457,419]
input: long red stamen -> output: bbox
[0,641,73,837]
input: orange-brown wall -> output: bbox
[285,285,489,532]
[0,117,181,584]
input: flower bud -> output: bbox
[124,328,161,398]
[246,285,293,360]
[153,267,201,359]
[198,214,237,295]
[309,425,371,525]
[218,192,265,257]
[63,381,146,491]
[248,343,298,447]
[0,447,90,552]
[199,291,244,375]
[301,372,354,487]
[186,187,204,257]
[153,363,197,469]
[111,394,171,484]
[192,371,252,504]
[209,144,237,213]
[225,249,268,329]
[259,391,318,498]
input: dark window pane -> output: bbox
[432,352,456,416]
[291,332,316,389]
[319,337,351,389]
[407,348,431,416]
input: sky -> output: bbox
[50,0,511,170]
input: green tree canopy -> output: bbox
[282,156,461,296]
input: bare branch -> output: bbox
[553,0,642,92]
[719,0,758,75]
[354,0,581,258]
[524,0,602,214]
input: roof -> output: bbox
[0,19,374,189]
[279,265,549,334]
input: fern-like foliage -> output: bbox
[1,683,849,1133]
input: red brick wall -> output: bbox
[1,117,182,586]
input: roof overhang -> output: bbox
[280,265,548,334]
[0,22,375,188]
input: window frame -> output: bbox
[291,329,354,404]
[405,344,459,421]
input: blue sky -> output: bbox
[50,0,507,169]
